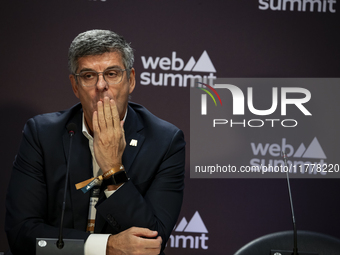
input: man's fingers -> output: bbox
[131,227,159,238]
[92,111,99,132]
[97,100,106,129]
[142,236,162,249]
[110,99,120,129]
[107,228,162,255]
[104,97,113,128]
[120,120,125,135]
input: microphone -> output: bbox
[67,123,77,136]
[56,123,77,249]
[36,123,84,255]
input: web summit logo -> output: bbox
[168,211,209,250]
[258,0,336,13]
[250,137,327,174]
[140,51,216,87]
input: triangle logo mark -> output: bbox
[175,217,188,232]
[192,51,216,73]
[302,137,327,159]
[294,143,306,158]
[184,211,208,233]
[184,57,196,71]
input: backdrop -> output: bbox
[1,0,339,254]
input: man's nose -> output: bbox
[96,73,108,90]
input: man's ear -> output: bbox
[128,68,136,94]
[69,74,80,98]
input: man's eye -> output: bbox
[106,70,118,77]
[81,72,96,79]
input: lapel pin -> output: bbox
[130,139,138,146]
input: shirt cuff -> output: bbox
[84,234,111,255]
[104,183,124,198]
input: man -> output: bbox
[6,29,185,255]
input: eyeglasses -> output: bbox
[74,68,130,87]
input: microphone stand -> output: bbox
[56,128,74,249]
[270,151,318,255]
[283,151,298,255]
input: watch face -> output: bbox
[103,170,128,186]
[113,171,128,184]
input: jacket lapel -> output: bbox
[122,104,145,173]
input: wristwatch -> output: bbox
[103,170,129,186]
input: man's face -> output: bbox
[70,51,135,132]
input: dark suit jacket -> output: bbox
[5,102,185,255]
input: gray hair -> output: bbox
[68,29,134,76]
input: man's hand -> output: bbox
[106,227,162,255]
[93,97,126,173]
